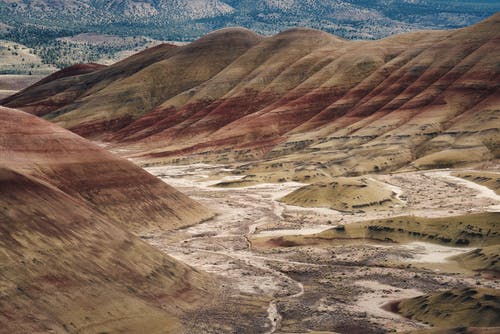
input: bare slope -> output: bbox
[0,107,213,233]
[0,168,212,333]
[395,288,500,328]
[0,107,217,332]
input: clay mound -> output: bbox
[395,288,500,328]
[0,108,218,332]
[252,212,500,249]
[452,245,500,276]
[2,15,499,173]
[213,164,333,188]
[280,177,399,211]
[0,106,213,233]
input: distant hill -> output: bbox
[0,39,55,74]
[3,14,499,178]
[1,0,498,39]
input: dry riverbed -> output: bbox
[144,165,500,333]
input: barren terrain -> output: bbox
[144,164,500,333]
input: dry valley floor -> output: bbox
[144,164,500,333]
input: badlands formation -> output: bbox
[1,13,499,334]
[0,108,267,333]
[2,14,499,176]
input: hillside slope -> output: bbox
[395,288,499,328]
[2,14,499,177]
[0,107,216,332]
[0,106,213,232]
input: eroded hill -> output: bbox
[0,107,218,333]
[0,107,213,232]
[3,15,499,179]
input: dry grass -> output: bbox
[0,40,56,74]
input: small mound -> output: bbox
[251,212,500,249]
[212,168,332,188]
[452,245,500,276]
[395,288,500,328]
[213,179,260,188]
[410,148,493,170]
[280,177,399,211]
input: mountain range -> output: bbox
[2,0,498,72]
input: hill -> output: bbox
[3,15,499,178]
[0,106,213,232]
[0,106,217,332]
[0,39,56,74]
[394,287,500,328]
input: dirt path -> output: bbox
[144,165,499,333]
[427,170,500,210]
